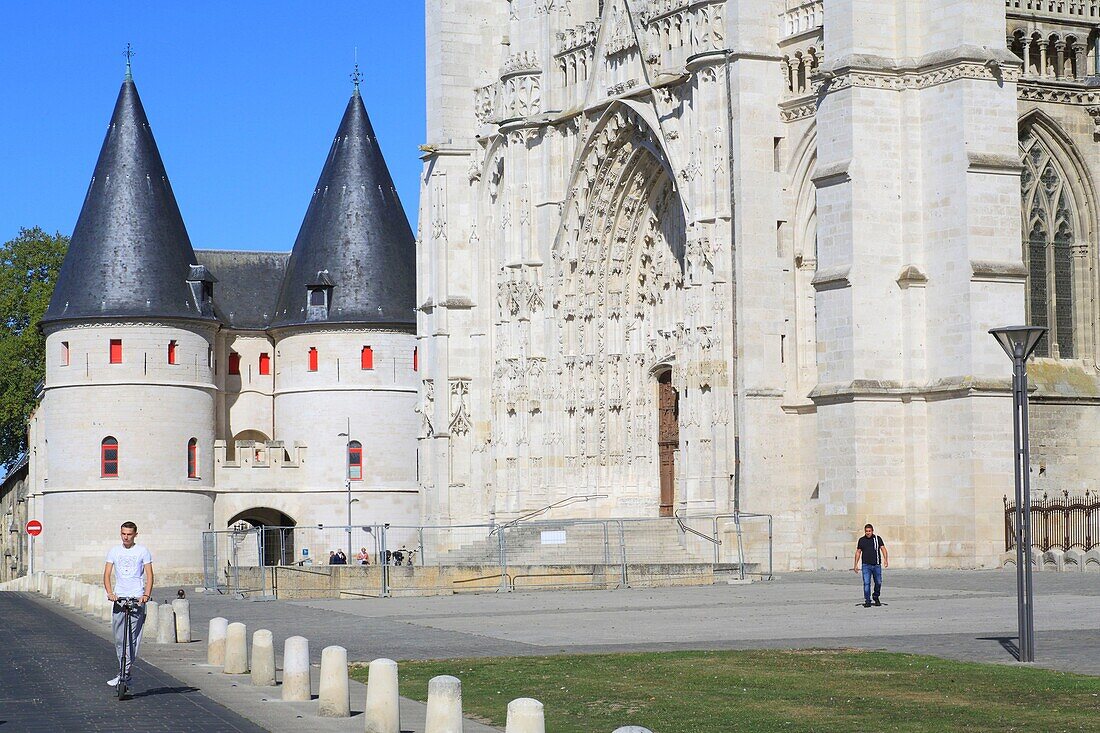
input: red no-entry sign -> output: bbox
[26,520,42,536]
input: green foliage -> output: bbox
[0,227,68,469]
[352,650,1100,733]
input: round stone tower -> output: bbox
[264,84,419,532]
[36,70,217,577]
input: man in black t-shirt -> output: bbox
[853,523,888,607]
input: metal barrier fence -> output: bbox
[201,513,773,597]
[1005,490,1099,552]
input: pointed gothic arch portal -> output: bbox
[227,507,296,566]
[545,103,709,515]
[656,370,679,517]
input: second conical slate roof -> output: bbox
[42,75,209,325]
[272,90,416,328]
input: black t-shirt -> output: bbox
[857,535,885,565]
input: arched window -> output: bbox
[1022,130,1077,358]
[187,438,198,478]
[348,440,363,481]
[101,437,119,477]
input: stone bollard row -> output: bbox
[250,629,276,686]
[172,598,191,643]
[282,636,311,702]
[425,675,463,732]
[318,645,350,717]
[364,657,401,733]
[223,622,249,674]
[208,617,228,666]
[157,603,177,644]
[506,697,546,733]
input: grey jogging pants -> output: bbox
[111,602,147,681]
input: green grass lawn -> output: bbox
[349,649,1100,733]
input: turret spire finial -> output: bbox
[124,43,135,81]
[351,47,362,97]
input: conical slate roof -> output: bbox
[272,90,415,328]
[43,75,210,325]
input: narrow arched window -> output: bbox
[1022,130,1077,358]
[168,340,178,365]
[187,438,198,478]
[102,437,119,477]
[308,347,318,372]
[348,440,363,481]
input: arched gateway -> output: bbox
[227,508,296,566]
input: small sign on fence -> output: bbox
[540,530,567,545]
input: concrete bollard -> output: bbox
[250,629,276,686]
[172,598,191,642]
[425,675,463,733]
[611,728,655,733]
[506,698,546,733]
[85,586,98,615]
[318,645,350,717]
[281,636,311,702]
[207,617,229,665]
[363,658,401,733]
[223,622,249,674]
[156,603,177,644]
[144,597,159,631]
[100,595,113,623]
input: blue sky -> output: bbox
[0,2,425,251]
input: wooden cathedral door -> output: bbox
[657,371,679,517]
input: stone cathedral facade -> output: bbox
[416,0,1100,570]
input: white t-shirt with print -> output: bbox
[106,543,152,597]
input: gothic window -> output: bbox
[348,440,363,481]
[101,437,119,477]
[1021,132,1077,358]
[187,438,198,479]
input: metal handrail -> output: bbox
[676,516,721,545]
[488,494,608,536]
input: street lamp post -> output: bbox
[989,325,1046,663]
[339,417,352,559]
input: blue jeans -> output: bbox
[861,564,883,603]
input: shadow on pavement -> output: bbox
[130,685,200,699]
[977,636,1021,662]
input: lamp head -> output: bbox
[989,326,1047,361]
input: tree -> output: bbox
[0,227,68,470]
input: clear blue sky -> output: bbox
[0,2,425,251]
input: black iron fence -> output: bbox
[1004,490,1099,552]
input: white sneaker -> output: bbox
[107,675,119,686]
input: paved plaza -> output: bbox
[4,569,1096,732]
[181,570,1099,674]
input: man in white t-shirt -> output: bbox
[103,521,154,689]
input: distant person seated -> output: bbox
[356,547,371,565]
[333,550,348,565]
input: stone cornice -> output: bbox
[819,45,1021,95]
[810,376,1012,405]
[971,259,1029,283]
[1017,79,1100,105]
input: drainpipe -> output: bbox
[722,48,742,518]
